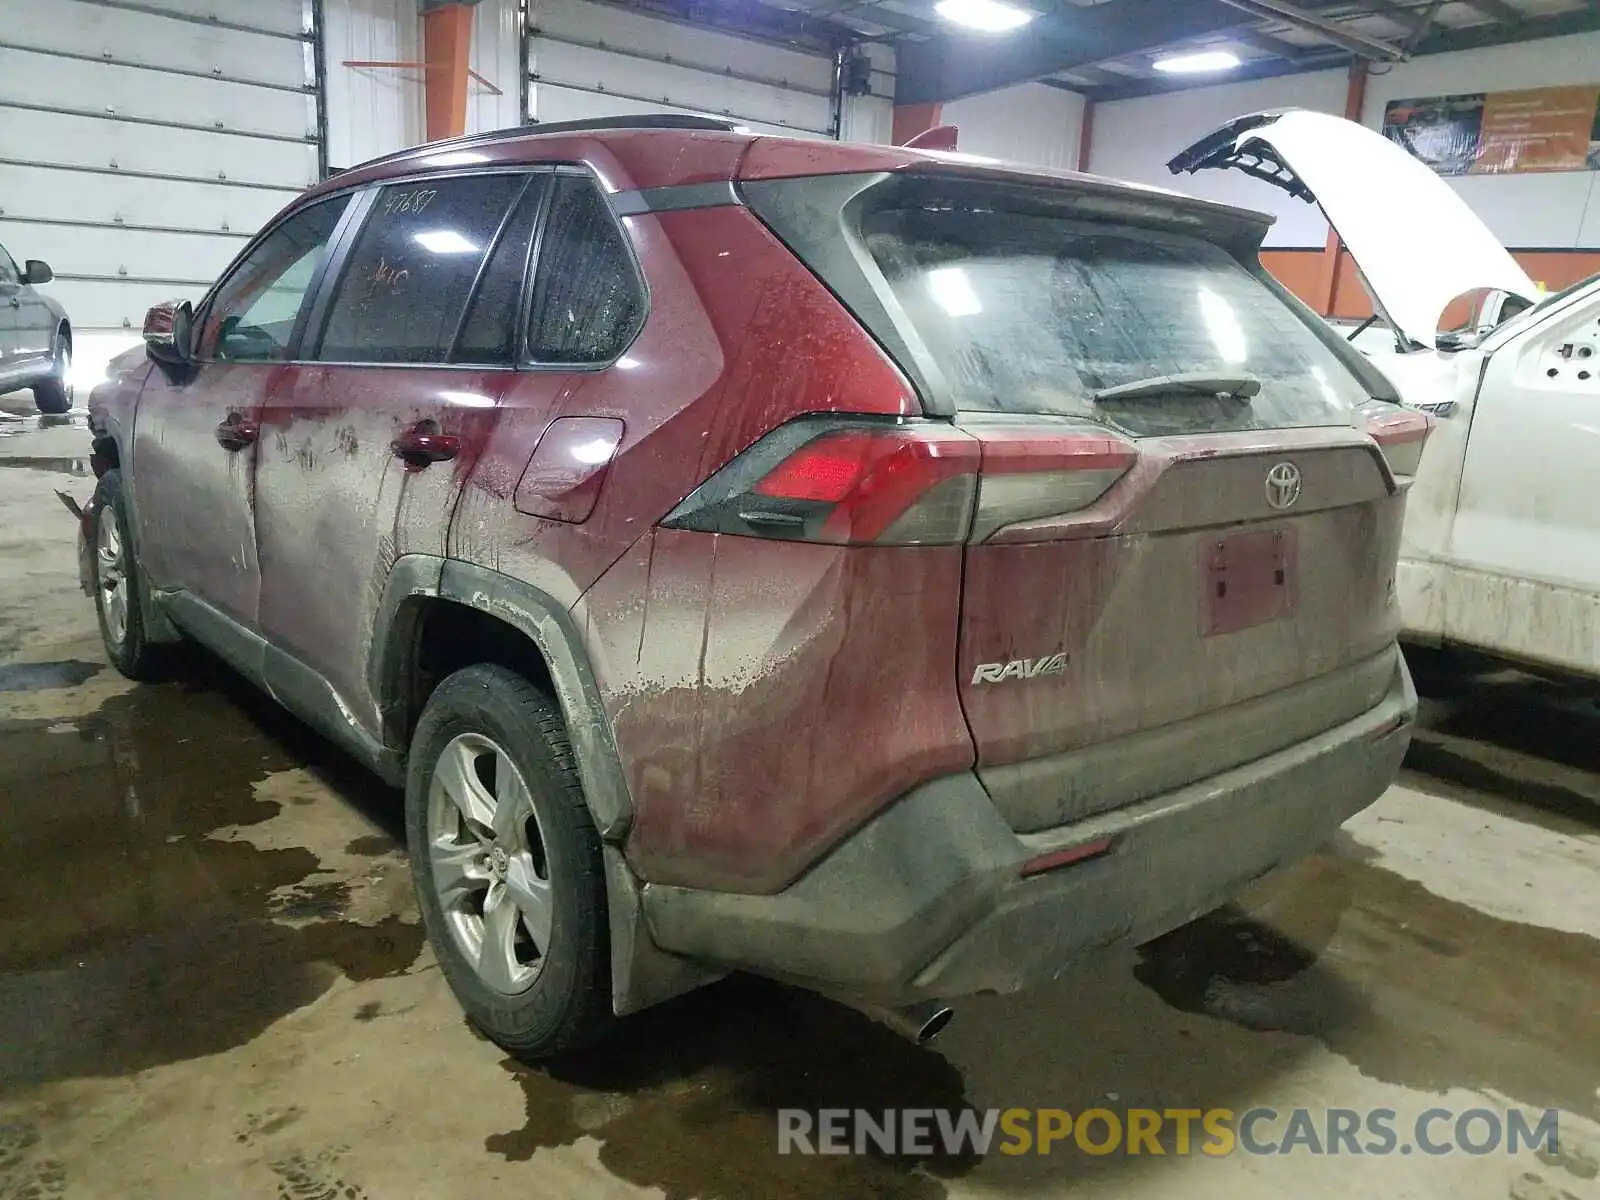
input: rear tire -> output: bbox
[91,470,165,681]
[32,330,73,415]
[405,664,613,1058]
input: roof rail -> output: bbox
[344,115,742,174]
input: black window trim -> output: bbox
[444,173,540,364]
[190,189,368,367]
[517,165,651,374]
[187,162,652,375]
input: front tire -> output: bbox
[92,470,165,681]
[405,665,613,1058]
[32,330,73,415]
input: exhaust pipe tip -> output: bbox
[910,1002,955,1043]
[850,998,954,1044]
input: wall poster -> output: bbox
[1382,85,1600,175]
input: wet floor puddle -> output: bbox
[1136,848,1600,1123]
[0,457,91,476]
[454,840,1600,1199]
[0,669,422,1091]
[482,977,978,1200]
[0,660,102,693]
[0,652,1595,1199]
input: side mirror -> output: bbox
[22,259,53,285]
[144,300,195,369]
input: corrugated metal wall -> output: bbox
[942,82,1084,171]
[467,0,526,134]
[322,0,424,169]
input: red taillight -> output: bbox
[686,422,979,545]
[1364,405,1432,477]
[752,440,868,502]
[662,417,1137,546]
[971,431,1137,541]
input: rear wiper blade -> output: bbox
[1091,372,1261,403]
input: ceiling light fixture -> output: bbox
[934,0,1034,33]
[1152,49,1242,73]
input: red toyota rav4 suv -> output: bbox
[84,116,1424,1057]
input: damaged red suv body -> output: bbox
[84,116,1421,1056]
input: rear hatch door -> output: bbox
[743,164,1418,832]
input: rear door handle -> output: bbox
[393,423,461,468]
[214,415,259,452]
[6,297,18,308]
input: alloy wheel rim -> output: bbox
[97,514,127,649]
[56,340,73,401]
[426,732,554,995]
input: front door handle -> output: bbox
[6,297,18,308]
[214,415,259,452]
[393,423,461,468]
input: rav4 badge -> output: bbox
[971,654,1069,685]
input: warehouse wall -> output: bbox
[466,0,526,135]
[1090,69,1349,247]
[1361,31,1600,254]
[942,82,1087,169]
[842,43,897,147]
[527,0,837,136]
[1086,30,1600,314]
[323,0,424,169]
[324,0,894,154]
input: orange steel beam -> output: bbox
[423,3,476,140]
[892,102,942,146]
[1315,60,1368,315]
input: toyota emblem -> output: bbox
[1265,462,1302,510]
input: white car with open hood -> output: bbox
[1171,108,1600,686]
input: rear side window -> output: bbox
[316,174,528,364]
[527,175,644,364]
[862,205,1368,436]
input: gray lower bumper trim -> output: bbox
[641,646,1415,1003]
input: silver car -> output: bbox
[0,240,72,414]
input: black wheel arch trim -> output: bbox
[371,555,635,842]
[371,556,716,1016]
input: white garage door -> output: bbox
[0,0,324,332]
[527,0,837,139]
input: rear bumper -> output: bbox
[641,644,1415,1004]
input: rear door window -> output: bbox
[315,174,529,364]
[862,205,1368,436]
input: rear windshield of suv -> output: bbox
[860,203,1368,436]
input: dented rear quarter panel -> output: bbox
[579,530,973,895]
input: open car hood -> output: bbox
[1169,109,1536,348]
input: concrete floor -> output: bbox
[2,394,1599,1200]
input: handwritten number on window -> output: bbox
[382,189,438,217]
